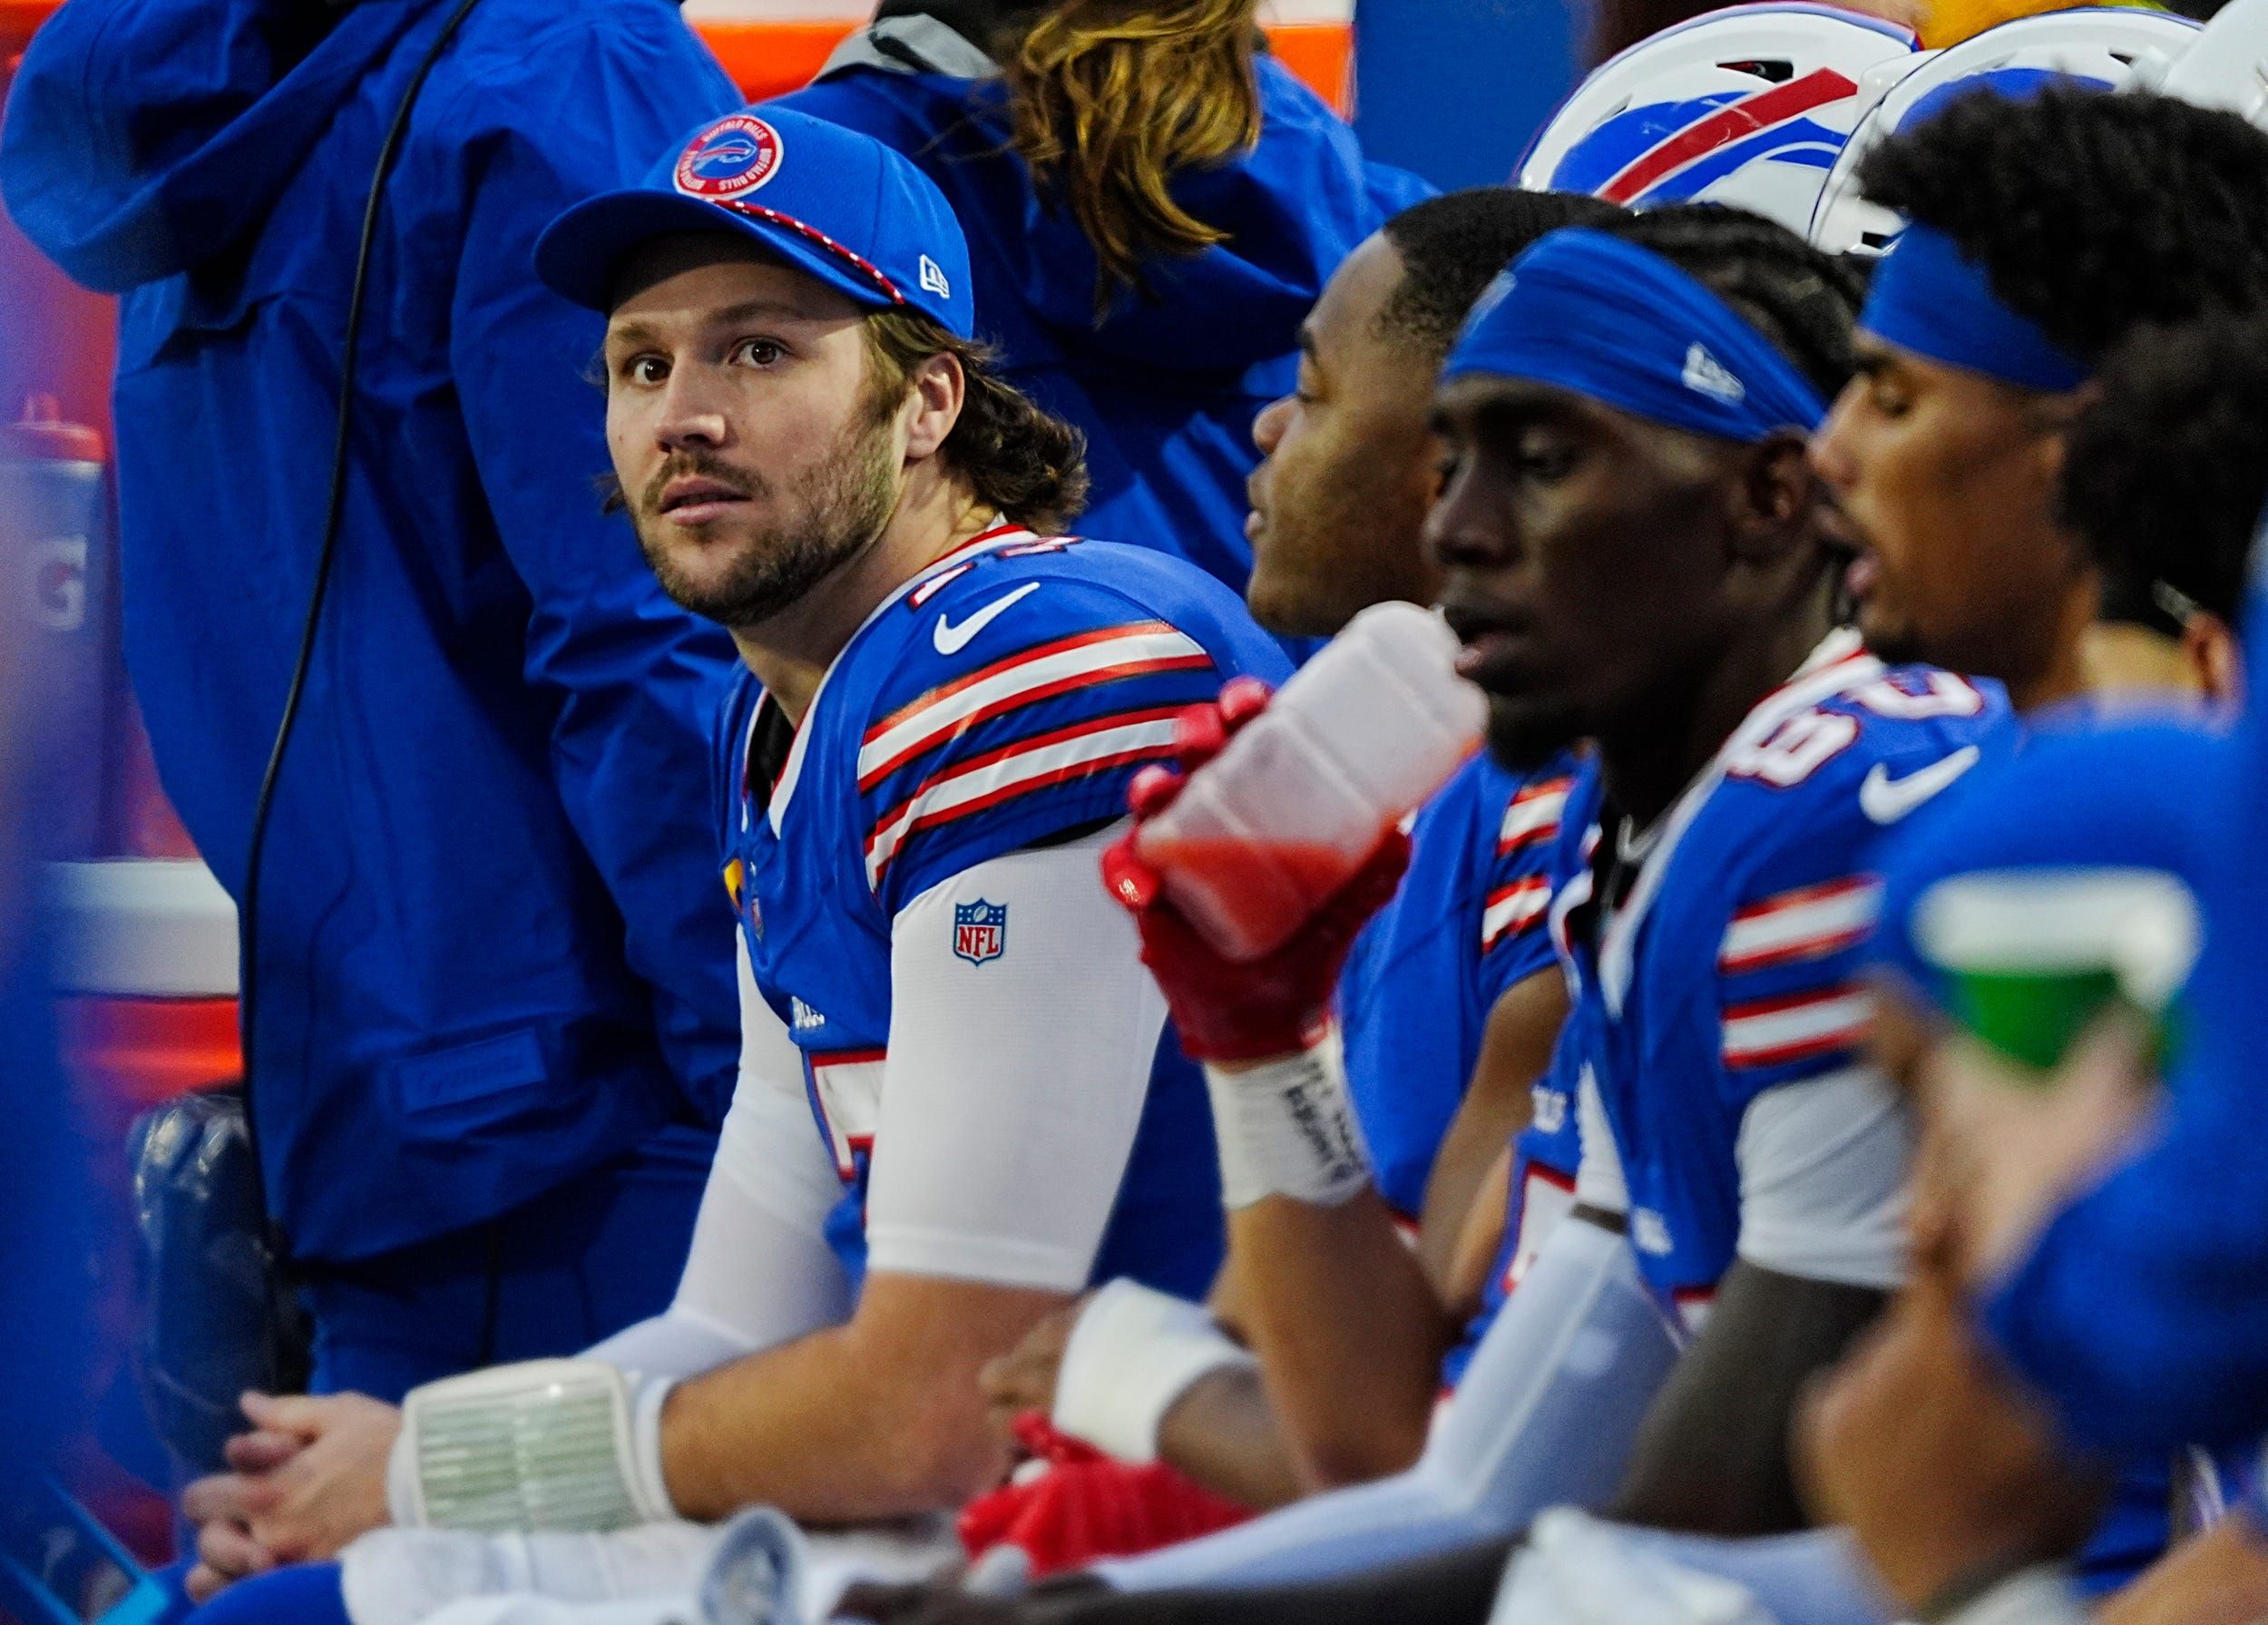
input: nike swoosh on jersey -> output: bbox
[1860,745,1980,825]
[934,582,1042,655]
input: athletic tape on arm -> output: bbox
[1051,1279,1256,1463]
[1203,1029,1374,1210]
[387,1358,678,1532]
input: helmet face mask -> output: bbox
[1516,3,1921,234]
[1804,7,2203,258]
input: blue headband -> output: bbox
[1442,228,1827,443]
[1859,221,2089,392]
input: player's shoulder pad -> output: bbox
[1662,663,2014,964]
[843,537,1286,900]
[1718,661,2019,834]
[855,534,1289,718]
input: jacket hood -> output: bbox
[789,24,1426,377]
[1,0,432,292]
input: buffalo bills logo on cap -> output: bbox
[675,114,785,201]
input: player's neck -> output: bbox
[2078,622,2201,708]
[2001,580,2098,717]
[1600,596,1836,828]
[731,469,1000,724]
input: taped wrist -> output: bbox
[1051,1279,1256,1463]
[1202,1028,1372,1210]
[386,1358,678,1532]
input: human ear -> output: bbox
[1725,432,1814,563]
[903,350,964,465]
[2185,612,2243,709]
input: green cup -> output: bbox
[1911,867,2199,1079]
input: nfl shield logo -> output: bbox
[953,900,1007,965]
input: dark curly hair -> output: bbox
[1598,203,1869,399]
[1376,188,1626,361]
[864,308,1090,535]
[1858,84,2268,367]
[2060,310,2268,634]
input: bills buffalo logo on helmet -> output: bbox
[953,900,1008,966]
[1550,69,1856,208]
[675,114,785,201]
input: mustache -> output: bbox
[636,451,764,517]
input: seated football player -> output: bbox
[1813,83,2268,728]
[842,201,2015,1625]
[1807,307,2268,1625]
[977,188,1620,1533]
[1805,82,2268,1600]
[175,107,1293,1623]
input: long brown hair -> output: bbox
[865,308,1092,534]
[996,0,1264,315]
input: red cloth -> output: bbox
[959,1415,1256,1576]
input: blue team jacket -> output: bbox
[772,33,1432,603]
[0,0,745,1261]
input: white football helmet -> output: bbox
[1806,7,2202,256]
[1515,3,1921,235]
[2148,0,2268,128]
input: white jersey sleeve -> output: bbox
[864,825,1168,1290]
[583,935,853,1377]
[1733,1066,1911,1289]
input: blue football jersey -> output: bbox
[1548,635,2017,1314]
[713,524,1291,1297]
[1339,750,1579,1220]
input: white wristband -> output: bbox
[1201,1028,1372,1210]
[386,1358,679,1533]
[1051,1279,1256,1463]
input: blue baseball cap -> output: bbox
[534,105,974,337]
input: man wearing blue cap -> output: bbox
[179,106,1287,1625]
[1813,84,2268,720]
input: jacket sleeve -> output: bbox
[437,15,746,1123]
[1979,1041,2268,1460]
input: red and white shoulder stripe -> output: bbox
[865,706,1181,888]
[857,622,1210,791]
[1498,776,1572,857]
[1481,876,1553,953]
[1718,876,1880,974]
[1721,984,1872,1071]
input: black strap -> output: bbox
[237,0,486,1308]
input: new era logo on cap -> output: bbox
[1682,342,1746,404]
[919,254,951,299]
[675,114,784,201]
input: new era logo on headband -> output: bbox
[1682,343,1745,405]
[676,114,784,201]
